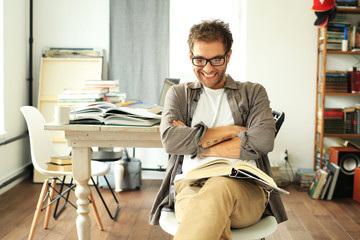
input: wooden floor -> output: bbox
[0,178,359,240]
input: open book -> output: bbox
[185,159,289,195]
[69,103,161,126]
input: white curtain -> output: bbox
[108,0,170,104]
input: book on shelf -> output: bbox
[184,159,289,195]
[344,107,356,133]
[348,68,360,93]
[356,107,360,134]
[315,151,330,170]
[309,169,328,199]
[318,108,345,134]
[324,71,349,93]
[336,0,359,8]
[325,162,340,200]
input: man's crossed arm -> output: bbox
[172,120,247,159]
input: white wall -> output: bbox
[245,0,317,171]
[1,0,320,192]
[32,0,110,104]
[0,0,31,194]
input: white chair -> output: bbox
[20,106,113,240]
[159,110,285,239]
[159,210,277,240]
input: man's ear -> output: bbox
[226,49,233,63]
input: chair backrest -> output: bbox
[20,106,60,176]
[272,109,285,137]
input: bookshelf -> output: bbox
[314,8,360,170]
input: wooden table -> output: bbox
[44,124,162,240]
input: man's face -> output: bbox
[190,40,232,89]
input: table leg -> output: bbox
[72,147,92,240]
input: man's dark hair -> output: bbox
[188,19,233,54]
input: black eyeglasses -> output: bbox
[191,53,227,67]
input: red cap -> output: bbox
[311,0,335,12]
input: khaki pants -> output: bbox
[174,177,267,240]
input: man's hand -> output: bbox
[172,120,186,127]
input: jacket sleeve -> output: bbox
[238,84,276,160]
[160,86,207,158]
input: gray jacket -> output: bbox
[149,75,288,225]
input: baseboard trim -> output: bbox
[0,164,32,195]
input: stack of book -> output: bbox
[84,80,125,104]
[47,156,72,172]
[318,108,344,134]
[323,71,349,93]
[84,80,119,92]
[320,22,347,51]
[308,161,341,200]
[309,168,328,199]
[57,80,123,106]
[295,168,316,188]
[105,92,126,103]
[58,88,109,104]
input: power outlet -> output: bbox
[280,150,288,163]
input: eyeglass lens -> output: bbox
[192,57,225,67]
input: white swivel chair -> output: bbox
[159,110,285,240]
[159,210,277,240]
[20,106,113,240]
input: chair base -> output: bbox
[159,210,278,240]
[91,176,120,220]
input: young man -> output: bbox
[149,19,287,239]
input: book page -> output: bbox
[185,159,233,180]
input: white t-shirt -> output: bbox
[176,86,256,181]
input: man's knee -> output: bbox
[203,177,265,202]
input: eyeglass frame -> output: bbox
[190,52,229,67]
